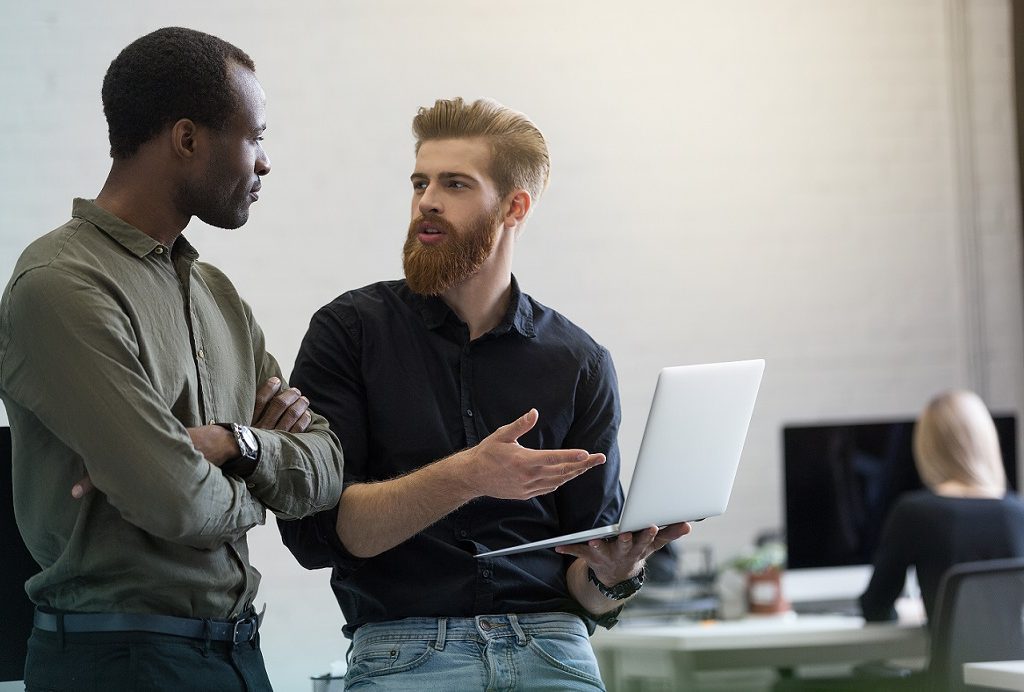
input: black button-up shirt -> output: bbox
[279,278,623,637]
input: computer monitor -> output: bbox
[1,426,37,681]
[783,415,1018,570]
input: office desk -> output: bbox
[963,661,1024,691]
[591,613,927,689]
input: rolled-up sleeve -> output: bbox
[243,329,344,518]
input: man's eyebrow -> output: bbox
[410,171,479,182]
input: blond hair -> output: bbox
[412,97,551,203]
[913,389,1006,494]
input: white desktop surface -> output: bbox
[591,610,927,688]
[963,661,1024,691]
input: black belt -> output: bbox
[33,608,262,645]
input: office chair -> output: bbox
[925,556,1024,691]
[773,557,1024,692]
[0,426,37,683]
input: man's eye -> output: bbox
[448,181,466,189]
[412,181,427,191]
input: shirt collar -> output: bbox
[71,198,199,261]
[409,275,536,339]
[504,275,536,338]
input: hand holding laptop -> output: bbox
[555,521,692,587]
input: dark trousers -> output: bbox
[23,628,273,692]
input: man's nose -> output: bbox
[418,184,441,215]
[256,147,271,176]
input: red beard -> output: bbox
[402,209,500,296]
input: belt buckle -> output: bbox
[232,614,256,645]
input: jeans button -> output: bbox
[479,619,491,630]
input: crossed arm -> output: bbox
[72,376,316,497]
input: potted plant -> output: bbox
[732,540,789,615]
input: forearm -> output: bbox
[337,451,476,558]
[566,557,634,616]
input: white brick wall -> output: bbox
[1,2,1021,688]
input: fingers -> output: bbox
[254,386,308,431]
[491,409,538,443]
[556,525,670,569]
[289,410,313,433]
[276,395,311,432]
[518,451,604,497]
[650,521,691,551]
[252,377,283,424]
[555,531,650,571]
[542,450,606,483]
[71,475,95,499]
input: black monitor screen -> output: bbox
[783,415,1018,569]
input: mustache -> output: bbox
[408,213,457,237]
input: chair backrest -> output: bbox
[0,426,36,682]
[928,557,1024,691]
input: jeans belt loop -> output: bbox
[508,613,528,646]
[434,617,447,651]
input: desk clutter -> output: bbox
[622,543,719,622]
[622,536,800,624]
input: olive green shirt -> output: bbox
[0,199,344,619]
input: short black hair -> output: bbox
[101,27,256,159]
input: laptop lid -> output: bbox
[616,358,764,532]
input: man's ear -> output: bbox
[503,189,532,230]
[170,118,200,160]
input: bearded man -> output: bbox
[278,98,688,691]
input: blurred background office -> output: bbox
[2,1,1023,689]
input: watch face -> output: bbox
[238,426,259,459]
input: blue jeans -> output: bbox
[344,612,606,691]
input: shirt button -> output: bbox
[482,570,492,579]
[197,349,205,359]
[208,419,216,425]
[466,409,473,417]
[154,246,165,255]
[459,530,468,538]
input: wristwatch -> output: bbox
[588,566,646,600]
[216,423,260,478]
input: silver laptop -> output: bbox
[475,359,764,559]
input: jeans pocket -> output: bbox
[526,630,605,688]
[345,637,436,686]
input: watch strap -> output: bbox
[588,565,646,600]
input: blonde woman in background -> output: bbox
[860,389,1024,622]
